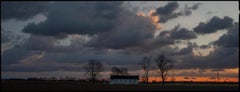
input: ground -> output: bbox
[1,80,239,91]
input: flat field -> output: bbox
[1,80,238,91]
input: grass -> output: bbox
[1,80,239,91]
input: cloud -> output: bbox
[86,10,157,49]
[17,1,166,52]
[172,19,238,70]
[22,2,124,37]
[121,25,197,54]
[173,42,197,55]
[194,16,234,34]
[187,3,201,10]
[153,2,201,23]
[22,35,57,51]
[21,2,160,51]
[164,24,238,69]
[158,24,197,40]
[1,47,143,72]
[85,23,197,53]
[1,28,24,44]
[2,2,238,78]
[1,48,34,65]
[1,1,49,20]
[21,34,90,52]
[154,2,179,15]
[169,28,197,40]
[2,61,85,72]
[199,45,211,49]
[1,28,12,43]
[174,46,238,69]
[213,22,239,48]
[153,2,179,23]
[1,28,26,55]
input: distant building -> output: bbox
[110,75,139,84]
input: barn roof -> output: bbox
[110,75,139,79]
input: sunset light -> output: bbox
[1,1,238,91]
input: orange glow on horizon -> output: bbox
[140,76,239,83]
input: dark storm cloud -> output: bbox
[173,47,238,69]
[153,2,179,23]
[117,25,198,54]
[194,16,234,34]
[1,1,49,20]
[174,19,238,70]
[21,35,88,52]
[1,47,86,72]
[19,1,160,52]
[165,23,238,69]
[123,25,197,54]
[153,2,201,23]
[153,37,175,47]
[174,45,238,70]
[50,52,143,65]
[22,35,57,51]
[158,24,197,40]
[173,42,197,55]
[204,47,238,69]
[1,29,13,43]
[170,28,197,40]
[2,63,84,72]
[86,23,196,52]
[199,45,211,49]
[154,2,179,15]
[213,22,239,48]
[22,2,123,37]
[1,48,37,65]
[2,49,143,72]
[86,10,156,49]
[1,29,27,54]
[2,1,238,74]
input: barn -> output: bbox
[110,75,139,84]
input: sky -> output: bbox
[1,1,239,82]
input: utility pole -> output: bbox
[217,72,220,83]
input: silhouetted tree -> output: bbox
[154,54,173,85]
[48,76,57,80]
[111,66,129,75]
[139,56,151,84]
[84,59,103,84]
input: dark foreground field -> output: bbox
[1,80,239,91]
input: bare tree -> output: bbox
[154,54,173,85]
[111,66,129,75]
[84,59,103,84]
[139,56,151,84]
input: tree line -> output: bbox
[84,54,173,85]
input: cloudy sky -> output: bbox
[1,1,239,82]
